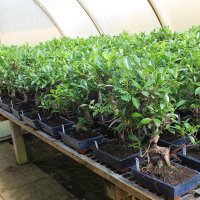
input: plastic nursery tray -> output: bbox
[39,116,73,139]
[131,161,200,199]
[60,129,104,154]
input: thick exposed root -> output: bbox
[147,134,172,167]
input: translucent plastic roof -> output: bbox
[149,0,200,32]
[78,0,161,35]
[1,0,200,45]
[0,0,61,45]
[36,0,100,37]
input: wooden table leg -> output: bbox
[9,120,28,164]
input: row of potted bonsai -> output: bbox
[0,26,199,199]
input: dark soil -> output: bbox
[99,139,139,159]
[67,128,99,140]
[13,102,35,111]
[187,146,200,160]
[24,111,50,120]
[42,116,70,126]
[61,111,79,121]
[141,162,197,186]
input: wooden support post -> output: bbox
[9,120,28,164]
[104,181,131,200]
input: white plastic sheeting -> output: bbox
[78,0,161,35]
[0,0,61,45]
[36,0,100,38]
[150,0,200,32]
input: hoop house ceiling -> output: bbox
[78,0,161,35]
[36,0,100,37]
[149,0,200,32]
[0,0,61,45]
[1,0,200,45]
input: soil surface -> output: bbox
[141,162,197,186]
[42,116,70,126]
[99,139,139,159]
[187,146,200,160]
[61,112,79,121]
[24,111,50,120]
[67,128,100,140]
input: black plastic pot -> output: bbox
[39,116,73,139]
[158,136,190,147]
[10,102,35,120]
[131,161,200,199]
[177,152,200,172]
[93,140,140,171]
[0,98,22,113]
[21,112,40,129]
[0,101,12,112]
[60,128,104,153]
[175,109,193,121]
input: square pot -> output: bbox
[177,152,200,172]
[21,112,41,129]
[10,102,35,120]
[39,116,73,139]
[93,139,140,171]
[60,128,104,153]
[131,162,200,199]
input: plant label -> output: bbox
[182,147,187,156]
[136,158,140,171]
[94,140,99,149]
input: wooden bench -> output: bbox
[0,108,199,200]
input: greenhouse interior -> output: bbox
[0,0,200,200]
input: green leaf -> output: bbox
[132,97,140,109]
[176,100,186,108]
[142,91,149,97]
[131,112,142,118]
[173,67,178,79]
[164,94,169,102]
[140,118,151,125]
[189,136,196,144]
[124,57,131,69]
[121,93,131,102]
[195,87,200,95]
[154,119,161,127]
[128,133,139,142]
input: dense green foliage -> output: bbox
[0,27,199,146]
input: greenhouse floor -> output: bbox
[0,142,78,200]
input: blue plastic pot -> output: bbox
[131,161,200,199]
[93,139,140,171]
[177,152,200,172]
[60,128,104,153]
[39,116,73,139]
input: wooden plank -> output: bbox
[9,120,28,165]
[0,109,163,200]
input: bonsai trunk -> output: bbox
[148,134,171,167]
